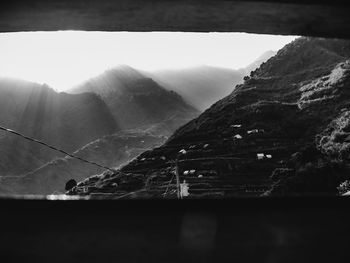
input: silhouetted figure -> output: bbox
[65,179,77,191]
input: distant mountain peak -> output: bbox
[143,65,245,110]
[104,64,145,78]
[67,65,199,132]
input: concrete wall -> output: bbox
[0,0,349,38]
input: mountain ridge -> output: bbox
[68,37,350,198]
[68,65,199,134]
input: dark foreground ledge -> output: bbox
[1,196,349,263]
[0,0,350,39]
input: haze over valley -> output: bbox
[4,32,339,197]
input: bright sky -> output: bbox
[0,31,297,91]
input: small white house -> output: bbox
[257,153,272,160]
[257,153,265,160]
[203,144,210,149]
[231,124,242,128]
[180,180,190,198]
[189,169,196,174]
[179,149,187,155]
[183,170,189,175]
[233,134,243,139]
[247,129,259,134]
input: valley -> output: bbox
[3,37,346,198]
[67,37,350,198]
[0,66,199,194]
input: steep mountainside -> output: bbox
[0,131,165,195]
[69,65,199,134]
[0,79,117,176]
[69,37,350,198]
[146,65,245,111]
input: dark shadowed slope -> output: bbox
[69,37,350,198]
[0,78,118,176]
[69,65,199,134]
[145,65,245,111]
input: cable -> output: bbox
[0,125,115,172]
[163,173,175,197]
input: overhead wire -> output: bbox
[0,125,115,172]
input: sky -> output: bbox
[0,31,297,91]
